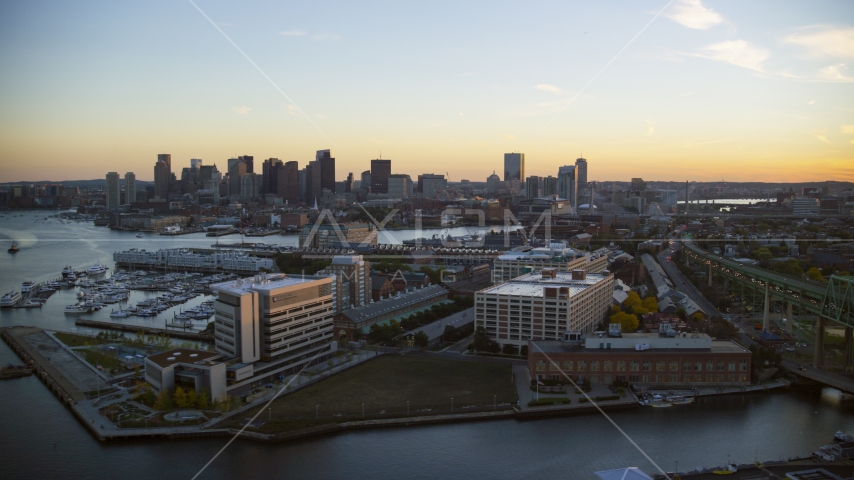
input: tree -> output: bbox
[807,267,824,282]
[443,325,458,342]
[642,297,658,312]
[413,331,429,347]
[609,311,639,333]
[173,386,189,408]
[153,389,173,411]
[186,388,199,409]
[624,291,642,309]
[197,388,211,410]
[472,326,495,352]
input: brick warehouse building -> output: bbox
[528,332,751,388]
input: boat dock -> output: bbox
[74,319,212,342]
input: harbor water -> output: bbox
[2,210,854,479]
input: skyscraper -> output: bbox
[317,150,336,193]
[305,160,322,203]
[543,176,557,197]
[238,155,254,174]
[557,165,578,210]
[575,158,587,187]
[228,159,247,198]
[503,153,525,182]
[154,158,170,200]
[190,158,203,170]
[277,161,300,204]
[262,158,283,195]
[360,171,371,192]
[525,175,539,199]
[125,172,136,205]
[105,172,120,210]
[370,159,391,194]
[157,154,172,174]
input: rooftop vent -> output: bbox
[167,357,176,361]
[571,270,587,280]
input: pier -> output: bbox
[74,319,213,342]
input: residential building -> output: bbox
[124,172,136,206]
[105,172,120,210]
[491,243,609,284]
[528,334,751,386]
[299,223,377,249]
[475,269,614,350]
[371,159,391,194]
[504,153,525,182]
[526,176,540,198]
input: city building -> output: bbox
[317,149,336,194]
[238,155,254,173]
[558,165,578,210]
[575,157,587,187]
[154,157,171,200]
[262,158,283,195]
[105,172,120,210]
[277,161,300,205]
[144,348,227,401]
[124,172,136,205]
[475,269,614,350]
[387,174,410,198]
[360,170,371,192]
[491,243,609,284]
[299,223,378,249]
[371,159,391,194]
[528,333,751,386]
[526,176,540,198]
[792,197,820,216]
[211,274,337,390]
[515,197,572,221]
[418,174,448,198]
[487,172,501,193]
[504,153,525,182]
[318,255,372,312]
[543,176,558,197]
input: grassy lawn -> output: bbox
[79,348,126,373]
[54,332,114,347]
[241,355,516,433]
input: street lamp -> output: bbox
[451,397,454,413]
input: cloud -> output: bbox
[645,119,656,136]
[535,84,562,94]
[280,29,306,36]
[694,40,769,72]
[459,112,464,116]
[665,0,723,30]
[287,105,302,116]
[783,26,854,59]
[819,63,854,82]
[810,129,831,144]
[501,134,516,141]
[232,106,251,114]
[807,99,815,105]
[842,125,854,135]
[315,113,328,120]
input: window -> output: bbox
[706,374,714,382]
[642,361,651,372]
[706,361,714,372]
[563,361,574,371]
[655,374,665,382]
[717,362,725,371]
[739,361,747,372]
[683,362,692,371]
[616,361,626,372]
[603,361,613,371]
[669,374,679,382]
[629,375,639,382]
[739,374,748,382]
[728,361,736,371]
[590,361,600,371]
[669,361,679,372]
[577,361,587,371]
[630,361,639,372]
[694,374,703,382]
[695,361,703,372]
[549,362,559,371]
[655,361,665,372]
[535,360,546,371]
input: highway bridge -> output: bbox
[783,360,854,395]
[681,240,854,370]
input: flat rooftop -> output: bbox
[479,271,610,298]
[530,339,748,354]
[211,273,330,295]
[146,348,221,369]
[341,285,448,323]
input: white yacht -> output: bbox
[64,304,91,314]
[0,291,22,307]
[21,281,34,293]
[110,309,131,318]
[61,266,74,277]
[19,299,42,308]
[86,263,108,276]
[135,233,144,238]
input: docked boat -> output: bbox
[21,281,34,293]
[61,266,74,277]
[667,396,694,406]
[0,291,22,307]
[135,233,144,238]
[835,431,852,442]
[86,263,108,276]
[110,309,131,318]
[64,304,91,314]
[1,364,33,379]
[8,242,19,253]
[17,299,43,308]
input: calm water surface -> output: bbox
[1,211,853,479]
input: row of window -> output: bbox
[541,374,750,384]
[535,359,748,372]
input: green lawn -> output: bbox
[79,347,126,373]
[54,332,115,347]
[243,355,517,432]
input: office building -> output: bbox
[543,176,558,197]
[317,150,336,194]
[345,172,354,193]
[360,171,371,192]
[304,160,322,203]
[528,334,751,386]
[299,223,377,249]
[105,172,120,210]
[371,159,391,194]
[240,172,261,199]
[145,348,227,401]
[318,255,372,313]
[388,174,410,198]
[211,274,337,389]
[262,158,283,195]
[334,285,449,343]
[158,153,172,174]
[558,165,578,210]
[418,174,447,198]
[526,176,540,198]
[792,197,820,216]
[124,172,136,205]
[491,243,609,284]
[631,178,646,192]
[504,153,525,182]
[475,269,614,350]
[238,155,254,174]
[191,158,203,170]
[277,161,300,205]
[575,158,587,187]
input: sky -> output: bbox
[0,0,853,183]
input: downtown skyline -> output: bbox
[1,0,853,183]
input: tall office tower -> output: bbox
[157,154,172,175]
[262,158,283,195]
[542,176,558,197]
[277,161,300,205]
[199,165,214,184]
[227,158,239,196]
[575,158,587,188]
[320,255,371,313]
[298,168,307,202]
[360,171,371,192]
[525,175,540,199]
[305,161,322,202]
[212,274,336,366]
[124,172,136,205]
[503,153,525,182]
[154,158,171,200]
[558,165,578,209]
[190,158,203,170]
[345,172,354,193]
[317,149,336,193]
[240,172,261,199]
[238,155,254,173]
[105,172,120,210]
[387,174,409,198]
[370,159,391,194]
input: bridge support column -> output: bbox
[785,302,793,333]
[763,284,770,332]
[846,327,853,372]
[708,264,713,287]
[815,316,825,368]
